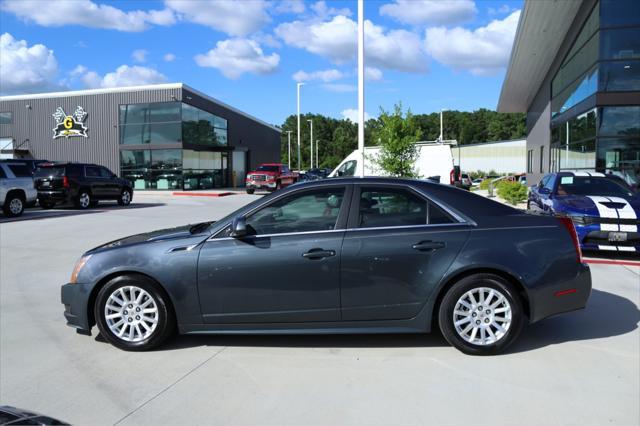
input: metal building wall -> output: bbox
[0,87,182,174]
[456,139,527,174]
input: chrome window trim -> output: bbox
[344,222,471,233]
[207,228,345,242]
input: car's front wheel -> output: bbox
[75,190,91,209]
[95,275,175,351]
[117,188,132,206]
[438,273,524,355]
[3,193,24,217]
[246,188,255,194]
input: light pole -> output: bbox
[297,82,304,171]
[286,130,292,168]
[316,139,319,168]
[439,108,448,142]
[307,119,313,169]
[357,0,365,177]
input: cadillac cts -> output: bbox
[61,178,591,355]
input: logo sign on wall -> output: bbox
[52,106,88,139]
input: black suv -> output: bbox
[35,163,133,209]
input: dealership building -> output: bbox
[0,83,281,189]
[498,0,639,187]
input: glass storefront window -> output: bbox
[552,65,598,116]
[600,0,640,28]
[599,60,640,91]
[596,138,640,189]
[600,28,640,61]
[559,139,596,170]
[599,106,640,137]
[120,150,150,169]
[182,103,228,146]
[569,109,597,142]
[151,149,182,170]
[119,102,181,125]
[0,111,12,124]
[120,102,182,145]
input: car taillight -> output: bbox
[62,176,70,188]
[449,169,455,184]
[558,217,582,264]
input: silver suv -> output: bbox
[0,162,37,217]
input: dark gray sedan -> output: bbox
[61,178,591,355]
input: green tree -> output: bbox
[374,103,423,177]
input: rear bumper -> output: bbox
[38,190,71,203]
[529,263,592,323]
[61,283,92,333]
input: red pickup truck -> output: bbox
[245,163,299,194]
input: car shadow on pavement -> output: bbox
[0,203,165,223]
[510,289,640,353]
[162,331,449,350]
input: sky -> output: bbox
[0,0,524,126]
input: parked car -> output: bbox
[61,177,590,355]
[0,158,48,175]
[35,163,133,209]
[528,171,639,252]
[0,161,37,217]
[245,163,298,194]
[0,405,68,425]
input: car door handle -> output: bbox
[412,241,446,251]
[302,249,336,259]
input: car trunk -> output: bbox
[34,167,66,190]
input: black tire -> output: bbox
[438,273,524,355]
[117,188,132,206]
[94,275,175,351]
[3,193,24,217]
[74,190,91,209]
[40,201,55,209]
[246,188,255,194]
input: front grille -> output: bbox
[250,174,266,181]
[593,217,640,225]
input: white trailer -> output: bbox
[329,140,457,185]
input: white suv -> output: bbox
[0,162,37,217]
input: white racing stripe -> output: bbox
[606,196,638,232]
[598,245,618,251]
[587,196,619,231]
[618,246,637,252]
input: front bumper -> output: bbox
[61,283,93,333]
[576,223,639,252]
[529,262,592,323]
[246,181,277,190]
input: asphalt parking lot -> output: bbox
[1,193,638,426]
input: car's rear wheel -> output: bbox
[438,274,524,355]
[118,188,132,206]
[95,275,175,351]
[246,188,255,194]
[75,190,91,209]
[3,193,24,217]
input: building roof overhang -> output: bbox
[497,0,585,113]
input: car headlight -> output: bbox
[568,215,593,226]
[70,255,92,284]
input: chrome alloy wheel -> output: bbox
[121,190,131,205]
[9,198,23,215]
[452,287,512,346]
[78,193,90,208]
[104,286,159,342]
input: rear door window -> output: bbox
[357,187,454,228]
[85,166,101,178]
[99,167,114,178]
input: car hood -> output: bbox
[89,221,214,253]
[556,194,640,216]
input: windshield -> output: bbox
[35,166,65,178]
[557,176,634,197]
[256,165,279,172]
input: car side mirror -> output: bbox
[230,216,247,238]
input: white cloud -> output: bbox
[365,67,383,81]
[163,53,176,62]
[0,32,61,94]
[194,38,279,79]
[274,0,305,14]
[1,0,175,32]
[165,0,270,37]
[132,49,148,63]
[341,108,371,122]
[488,5,512,15]
[293,69,343,82]
[311,1,351,19]
[275,16,428,73]
[73,65,168,88]
[323,83,356,93]
[424,10,520,76]
[380,0,476,26]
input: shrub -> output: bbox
[479,178,492,190]
[497,181,528,205]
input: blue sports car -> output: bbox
[528,172,640,253]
